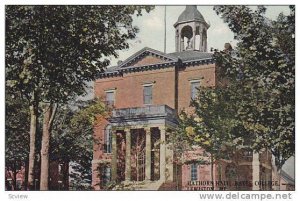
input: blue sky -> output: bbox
[109,5,291,66]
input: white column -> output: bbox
[175,30,179,52]
[160,127,166,181]
[166,137,174,182]
[111,129,117,181]
[193,29,196,50]
[252,152,260,190]
[199,30,203,52]
[125,128,131,181]
[145,127,151,181]
[180,37,184,51]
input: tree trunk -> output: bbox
[40,103,57,190]
[211,155,214,190]
[13,161,17,190]
[24,160,29,190]
[27,104,37,190]
[175,162,178,190]
[278,168,282,190]
[62,161,69,190]
[136,152,139,181]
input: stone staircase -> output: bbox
[113,180,164,190]
[158,182,178,190]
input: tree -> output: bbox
[50,100,107,190]
[178,86,249,190]
[213,5,294,187]
[169,124,193,190]
[6,5,154,190]
[210,6,295,188]
[177,6,294,190]
[5,90,30,190]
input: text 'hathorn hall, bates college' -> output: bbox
[92,6,275,191]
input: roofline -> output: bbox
[281,170,295,184]
[96,57,215,79]
[119,47,177,68]
[182,57,215,65]
[174,20,210,28]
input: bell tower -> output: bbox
[174,5,210,52]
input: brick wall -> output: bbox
[178,63,215,111]
[94,63,215,110]
[93,61,216,190]
[95,67,176,109]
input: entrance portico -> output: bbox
[109,105,177,184]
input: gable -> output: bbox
[119,47,177,68]
[131,55,165,67]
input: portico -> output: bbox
[109,105,177,183]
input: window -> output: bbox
[202,30,207,46]
[191,163,198,181]
[104,126,112,153]
[105,91,115,106]
[143,85,152,105]
[101,166,111,187]
[16,179,22,190]
[190,81,200,99]
[218,165,222,181]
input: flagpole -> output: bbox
[164,6,166,53]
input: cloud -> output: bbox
[213,24,230,34]
[144,15,164,30]
[110,5,291,65]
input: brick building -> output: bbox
[5,161,68,190]
[92,6,272,190]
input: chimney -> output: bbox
[117,60,123,66]
[224,43,233,52]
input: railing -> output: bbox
[112,105,176,119]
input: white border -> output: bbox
[1,1,298,201]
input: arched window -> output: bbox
[104,125,112,153]
[202,29,207,47]
[195,26,200,50]
[181,25,193,50]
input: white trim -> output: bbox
[104,88,116,93]
[190,80,201,99]
[143,84,153,105]
[142,81,155,87]
[92,159,111,164]
[189,79,201,83]
[105,89,116,105]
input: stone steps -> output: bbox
[158,182,178,190]
[113,180,164,190]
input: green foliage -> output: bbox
[168,125,191,165]
[178,6,294,172]
[213,6,295,169]
[71,100,107,126]
[6,5,154,104]
[5,91,30,164]
[178,86,249,163]
[50,99,107,189]
[5,5,154,189]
